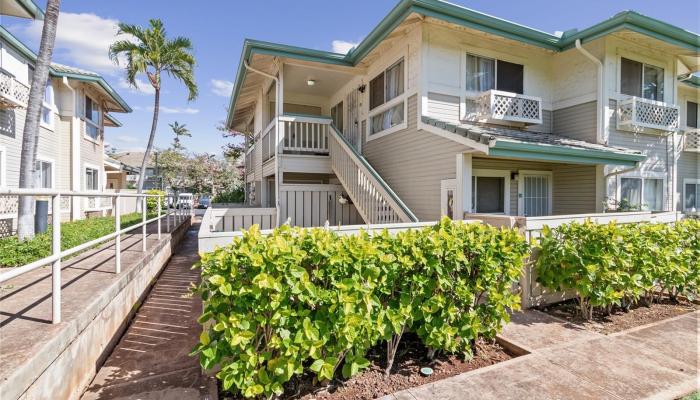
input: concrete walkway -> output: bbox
[384,310,699,400]
[82,220,216,400]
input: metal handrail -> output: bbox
[0,189,194,324]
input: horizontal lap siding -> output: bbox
[677,151,699,210]
[552,165,597,214]
[552,101,597,143]
[363,95,468,221]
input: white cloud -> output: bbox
[17,12,132,75]
[210,79,234,97]
[331,40,358,54]
[150,106,200,115]
[118,78,156,95]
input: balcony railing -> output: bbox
[0,69,30,109]
[282,115,330,154]
[684,128,700,152]
[617,96,679,132]
[476,90,542,125]
[261,120,276,163]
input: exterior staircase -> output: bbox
[328,125,418,224]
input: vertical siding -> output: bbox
[552,101,597,143]
[363,95,469,221]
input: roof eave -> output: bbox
[490,140,646,167]
[54,71,133,113]
[15,0,44,20]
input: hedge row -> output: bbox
[536,219,700,319]
[193,218,529,398]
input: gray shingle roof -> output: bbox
[51,62,100,77]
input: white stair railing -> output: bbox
[328,125,417,224]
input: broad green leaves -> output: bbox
[192,218,529,398]
[536,219,700,319]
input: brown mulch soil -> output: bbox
[539,298,699,335]
[219,333,514,400]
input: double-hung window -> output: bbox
[369,58,405,136]
[85,96,101,140]
[466,54,524,94]
[35,160,52,189]
[620,58,664,101]
[620,177,664,211]
[41,81,54,127]
[331,101,344,132]
[684,180,700,211]
[85,167,99,191]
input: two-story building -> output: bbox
[0,11,132,233]
[226,0,698,227]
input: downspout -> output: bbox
[243,60,281,226]
[61,77,81,220]
[575,39,605,145]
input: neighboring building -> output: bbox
[111,151,162,190]
[228,0,699,226]
[0,15,132,232]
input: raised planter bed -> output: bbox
[538,298,698,335]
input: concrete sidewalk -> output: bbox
[82,220,216,400]
[384,310,699,400]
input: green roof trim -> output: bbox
[679,74,700,89]
[0,26,131,113]
[227,0,700,128]
[490,140,645,167]
[14,0,44,20]
[104,113,123,127]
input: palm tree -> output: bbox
[109,19,197,193]
[169,121,190,150]
[17,0,61,241]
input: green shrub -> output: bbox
[0,212,152,267]
[192,218,529,398]
[145,189,166,212]
[536,219,700,319]
[212,188,244,204]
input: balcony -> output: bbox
[684,128,700,152]
[0,69,29,109]
[475,90,543,125]
[617,96,679,132]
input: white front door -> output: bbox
[441,179,457,219]
[518,171,552,217]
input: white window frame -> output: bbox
[615,172,667,211]
[0,145,6,188]
[617,55,667,103]
[682,178,700,212]
[517,170,553,217]
[40,81,56,130]
[35,156,55,189]
[471,169,511,215]
[84,95,102,143]
[684,99,699,130]
[367,53,408,141]
[84,163,101,192]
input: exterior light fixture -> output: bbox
[338,194,352,205]
[307,79,316,86]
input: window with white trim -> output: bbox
[470,170,510,214]
[85,96,101,140]
[35,160,52,189]
[687,101,698,129]
[466,53,523,94]
[620,177,664,211]
[684,179,700,211]
[85,167,99,191]
[620,58,664,101]
[369,58,405,135]
[41,81,54,126]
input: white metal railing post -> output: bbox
[115,194,121,273]
[166,195,171,232]
[141,196,147,252]
[51,194,61,324]
[157,195,162,239]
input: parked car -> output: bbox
[176,193,194,209]
[197,196,211,209]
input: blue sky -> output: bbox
[3,0,699,156]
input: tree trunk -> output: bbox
[137,86,160,193]
[17,0,61,241]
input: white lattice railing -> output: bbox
[329,125,417,224]
[476,89,542,125]
[617,96,679,132]
[684,128,700,152]
[281,115,330,154]
[0,70,30,109]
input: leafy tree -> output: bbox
[109,19,198,193]
[17,0,61,241]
